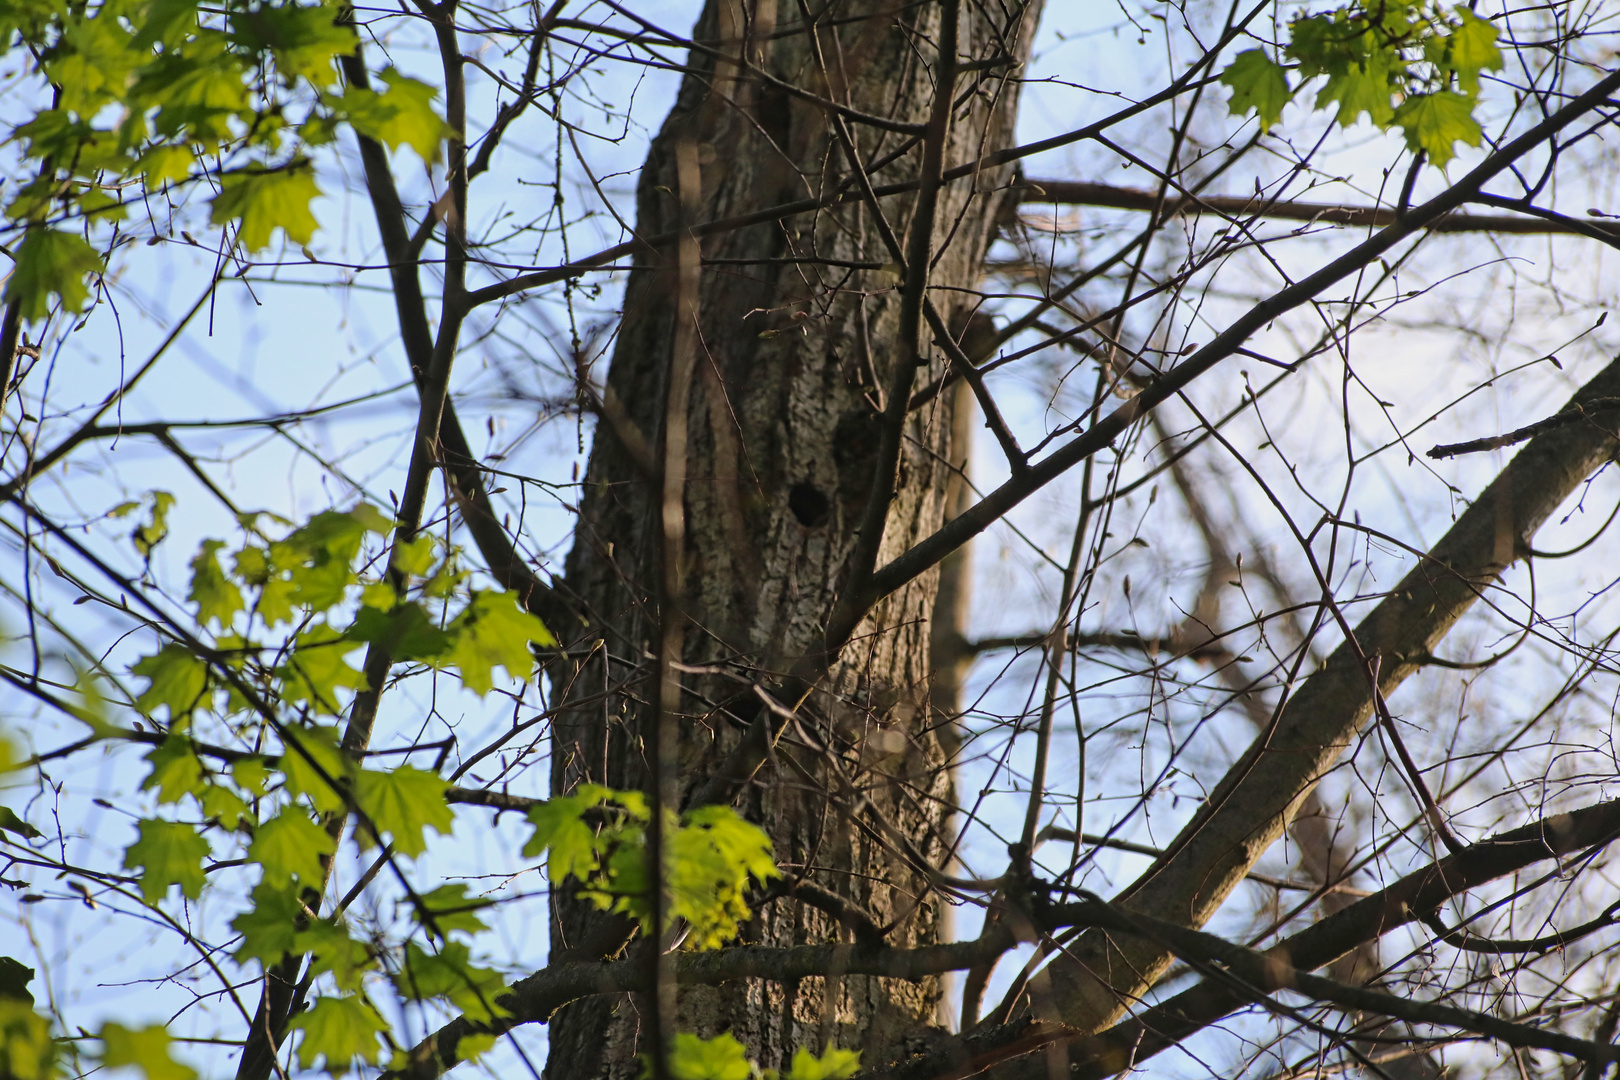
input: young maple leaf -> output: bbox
[1220,50,1293,130]
[2,229,103,321]
[1393,90,1483,167]
[288,995,388,1070]
[354,766,453,857]
[249,809,336,884]
[444,589,556,694]
[210,163,321,252]
[123,818,210,902]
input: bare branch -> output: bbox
[1021,178,1620,238]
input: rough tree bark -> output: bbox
[544,3,1038,1076]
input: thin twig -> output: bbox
[1427,398,1620,459]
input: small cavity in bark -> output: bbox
[788,482,831,528]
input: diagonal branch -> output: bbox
[874,794,1620,1080]
[1013,350,1620,1038]
[387,793,1620,1080]
[1428,397,1620,459]
[336,38,576,639]
[1019,178,1620,238]
[686,65,1620,816]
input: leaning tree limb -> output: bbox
[1020,178,1620,238]
[995,351,1620,1056]
[873,792,1620,1080]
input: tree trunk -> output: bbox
[544,3,1038,1076]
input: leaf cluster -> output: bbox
[1,0,449,323]
[10,505,566,1075]
[522,785,779,950]
[29,506,785,1076]
[647,1034,862,1080]
[1220,0,1503,164]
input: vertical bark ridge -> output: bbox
[546,3,1040,1076]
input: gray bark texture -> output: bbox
[544,3,1039,1076]
[1001,354,1620,1067]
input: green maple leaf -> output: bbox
[413,883,493,939]
[0,730,19,778]
[189,540,245,627]
[232,544,272,586]
[3,229,104,322]
[253,505,386,616]
[132,36,254,144]
[288,995,388,1071]
[1287,13,1368,79]
[232,757,271,796]
[123,818,210,902]
[294,918,376,991]
[280,725,352,813]
[669,806,777,949]
[141,737,208,804]
[129,491,177,558]
[354,765,453,857]
[231,882,304,965]
[249,809,335,884]
[1315,66,1394,127]
[133,144,195,192]
[522,794,601,884]
[662,1033,752,1080]
[100,1023,198,1080]
[134,0,203,50]
[393,534,438,578]
[0,806,42,840]
[683,806,777,885]
[46,13,142,117]
[344,602,452,661]
[342,68,449,162]
[211,163,321,252]
[287,506,378,562]
[1312,36,1401,128]
[12,111,94,163]
[347,502,396,535]
[1440,8,1503,93]
[785,1045,861,1080]
[394,941,507,1023]
[131,644,209,721]
[200,784,250,828]
[449,1033,497,1064]
[1393,90,1482,167]
[256,573,300,625]
[0,956,35,1004]
[1220,50,1292,131]
[445,590,556,695]
[277,627,367,715]
[421,553,469,599]
[229,4,354,85]
[0,997,55,1080]
[0,0,61,49]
